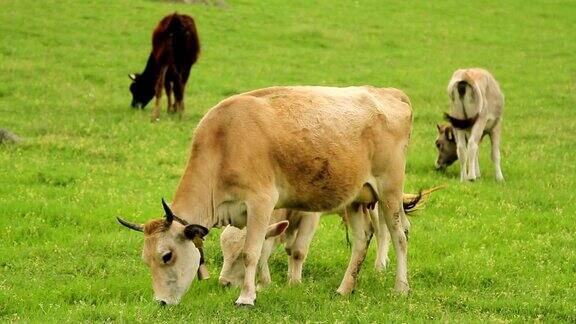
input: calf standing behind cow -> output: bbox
[129,13,200,122]
[219,209,321,289]
[218,192,427,291]
[117,85,415,306]
[436,68,505,182]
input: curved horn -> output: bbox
[117,217,144,232]
[162,198,174,225]
[128,73,136,81]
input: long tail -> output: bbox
[445,77,484,130]
[341,185,446,245]
[402,184,447,214]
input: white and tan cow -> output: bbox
[218,190,435,291]
[118,85,414,306]
[442,68,505,182]
[219,209,321,288]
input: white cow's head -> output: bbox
[218,221,289,287]
[117,199,209,305]
[435,123,458,170]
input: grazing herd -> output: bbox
[119,12,506,307]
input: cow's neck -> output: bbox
[170,155,216,229]
[140,54,162,85]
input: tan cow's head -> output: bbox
[218,221,289,287]
[435,123,458,170]
[117,199,209,305]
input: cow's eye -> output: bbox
[436,141,442,149]
[162,251,173,264]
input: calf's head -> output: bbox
[117,199,209,305]
[218,221,289,287]
[435,123,458,170]
[128,73,155,109]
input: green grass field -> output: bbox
[1,0,575,321]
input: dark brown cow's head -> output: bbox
[129,73,155,109]
[435,123,458,170]
[117,199,209,305]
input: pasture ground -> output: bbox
[0,0,575,322]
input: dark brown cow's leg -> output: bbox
[164,77,174,114]
[151,67,167,122]
[173,73,185,119]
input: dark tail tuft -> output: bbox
[403,191,422,214]
[443,112,479,130]
[457,81,468,98]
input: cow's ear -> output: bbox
[265,221,289,239]
[129,73,137,81]
[446,127,454,142]
[184,224,209,240]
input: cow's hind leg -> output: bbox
[164,77,174,114]
[378,180,410,294]
[371,207,391,272]
[466,118,488,181]
[236,195,276,306]
[151,67,167,122]
[287,214,319,284]
[455,130,469,181]
[490,120,505,182]
[336,205,373,295]
[173,73,185,119]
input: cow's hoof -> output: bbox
[336,285,354,296]
[235,296,255,307]
[374,259,389,272]
[394,282,410,295]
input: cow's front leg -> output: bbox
[235,198,275,306]
[257,239,275,290]
[287,214,319,284]
[337,205,373,295]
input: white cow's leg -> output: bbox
[283,231,296,280]
[379,193,410,294]
[337,206,373,295]
[466,118,488,181]
[288,214,319,284]
[490,121,505,182]
[474,152,481,178]
[455,130,468,181]
[257,239,275,289]
[235,198,275,306]
[371,207,390,272]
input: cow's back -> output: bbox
[193,86,412,211]
[152,13,200,66]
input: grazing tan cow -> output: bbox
[118,85,414,306]
[442,68,505,181]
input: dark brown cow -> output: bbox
[129,13,200,121]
